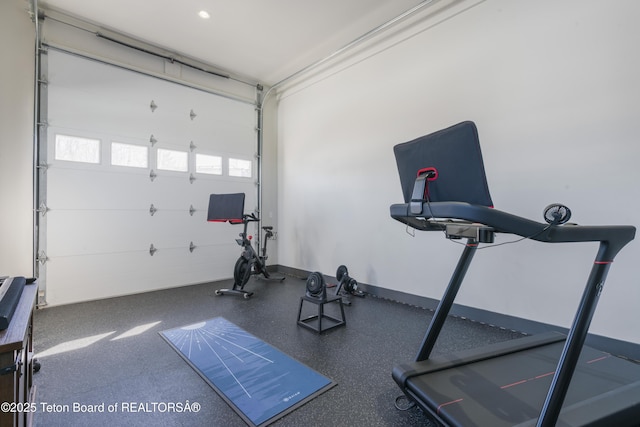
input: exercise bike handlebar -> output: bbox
[243,213,260,222]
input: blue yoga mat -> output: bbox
[160,317,336,426]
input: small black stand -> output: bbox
[297,295,346,333]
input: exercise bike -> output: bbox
[207,193,284,299]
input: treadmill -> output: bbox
[390,121,640,426]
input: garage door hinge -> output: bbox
[189,241,196,253]
[149,244,157,256]
[149,134,158,146]
[36,202,48,216]
[36,251,48,265]
[150,169,157,181]
[189,173,196,184]
[149,204,157,216]
[189,205,196,216]
[190,109,197,120]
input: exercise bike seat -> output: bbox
[262,226,273,231]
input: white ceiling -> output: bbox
[38,0,425,86]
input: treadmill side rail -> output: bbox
[393,331,566,388]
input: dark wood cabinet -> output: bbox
[0,282,37,427]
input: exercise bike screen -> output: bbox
[208,193,245,223]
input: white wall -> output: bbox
[0,0,35,277]
[276,0,640,344]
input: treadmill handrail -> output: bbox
[390,201,636,260]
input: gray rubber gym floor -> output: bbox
[32,275,525,427]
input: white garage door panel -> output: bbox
[43,50,257,306]
[49,93,148,138]
[46,170,234,229]
[48,95,255,155]
[146,179,208,208]
[46,245,238,304]
[48,167,151,210]
[150,99,256,143]
[48,53,256,154]
[47,211,153,256]
[47,211,239,257]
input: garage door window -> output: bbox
[55,134,101,164]
[111,142,148,168]
[157,148,188,172]
[229,158,252,178]
[196,154,223,175]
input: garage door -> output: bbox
[40,50,258,306]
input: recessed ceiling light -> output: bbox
[198,10,210,19]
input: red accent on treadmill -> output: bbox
[437,398,463,414]
[417,167,438,200]
[417,167,438,180]
[587,355,610,364]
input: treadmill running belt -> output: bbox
[406,341,640,427]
